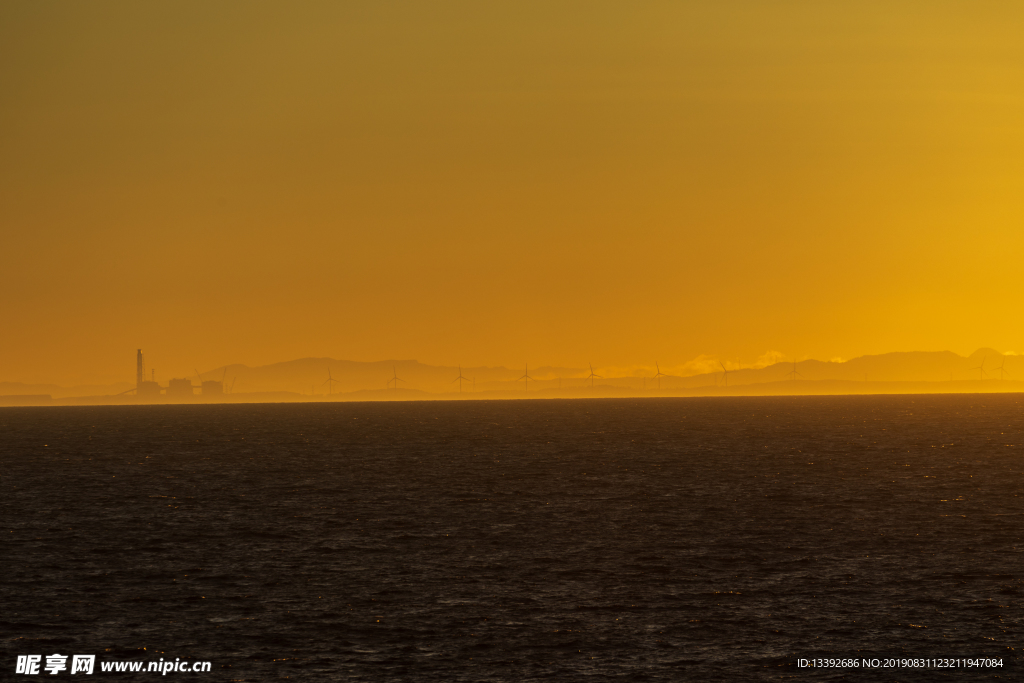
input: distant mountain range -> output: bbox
[672,348,1010,388]
[2,349,1020,403]
[206,358,583,396]
[202,348,1018,395]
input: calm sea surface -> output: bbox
[2,396,1022,681]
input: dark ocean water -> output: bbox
[2,395,1021,681]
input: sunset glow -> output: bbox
[3,2,1023,387]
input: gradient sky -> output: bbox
[3,1,1024,385]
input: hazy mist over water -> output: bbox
[2,395,1021,680]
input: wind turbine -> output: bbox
[452,365,471,393]
[518,363,534,392]
[652,362,666,390]
[586,363,602,388]
[971,355,987,381]
[994,357,1010,381]
[787,361,802,381]
[719,361,731,387]
[387,366,405,390]
[322,368,342,396]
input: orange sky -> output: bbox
[3,1,1024,385]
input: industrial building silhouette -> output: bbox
[135,349,222,399]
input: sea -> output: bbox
[2,395,1021,681]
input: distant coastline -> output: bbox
[3,348,1021,406]
[4,379,1024,407]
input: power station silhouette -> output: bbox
[133,349,224,399]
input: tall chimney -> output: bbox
[137,349,146,389]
